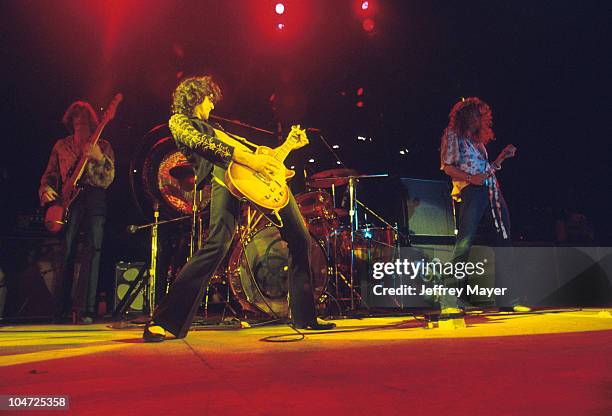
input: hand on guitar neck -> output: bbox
[83,143,105,161]
[225,125,309,213]
[230,125,309,181]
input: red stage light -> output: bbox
[357,87,364,96]
[275,3,285,15]
[362,18,375,32]
[361,1,369,11]
[276,22,285,30]
[356,101,364,108]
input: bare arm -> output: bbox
[491,144,517,170]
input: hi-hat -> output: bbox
[306,168,359,188]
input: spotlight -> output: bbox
[332,144,340,149]
[357,87,364,96]
[362,18,375,32]
[275,3,285,15]
[308,158,315,163]
[361,1,369,11]
[276,22,285,30]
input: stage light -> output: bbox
[332,144,340,149]
[275,3,285,15]
[336,161,342,165]
[357,136,366,141]
[356,100,364,108]
[276,22,285,30]
[308,158,315,163]
[357,87,364,96]
[399,150,405,155]
[361,1,369,11]
[362,18,375,32]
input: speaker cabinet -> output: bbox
[114,261,147,313]
[400,178,455,238]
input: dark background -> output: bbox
[1,0,610,254]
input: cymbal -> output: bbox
[306,168,359,188]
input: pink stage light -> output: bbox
[275,3,285,15]
[362,18,375,32]
[361,1,369,11]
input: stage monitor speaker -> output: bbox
[400,178,455,238]
[114,261,147,313]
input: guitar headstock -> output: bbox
[286,125,309,150]
[100,93,123,124]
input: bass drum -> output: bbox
[227,225,329,317]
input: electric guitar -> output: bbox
[225,125,308,217]
[44,93,123,233]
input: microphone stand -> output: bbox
[148,202,159,316]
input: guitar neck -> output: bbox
[66,119,110,190]
[273,140,295,163]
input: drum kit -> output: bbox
[129,122,402,320]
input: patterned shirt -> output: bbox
[39,136,115,203]
[440,129,495,199]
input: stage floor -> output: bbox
[1,308,612,415]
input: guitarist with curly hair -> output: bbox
[143,76,335,342]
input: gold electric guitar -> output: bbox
[224,125,308,217]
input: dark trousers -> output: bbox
[440,184,516,308]
[55,187,106,316]
[152,181,317,338]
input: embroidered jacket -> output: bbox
[168,114,235,189]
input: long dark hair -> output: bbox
[62,101,99,133]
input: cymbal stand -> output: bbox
[348,176,356,310]
[190,176,200,258]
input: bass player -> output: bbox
[39,101,115,323]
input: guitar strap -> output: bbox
[212,122,258,151]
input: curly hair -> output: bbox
[444,97,494,144]
[171,75,222,116]
[62,101,99,133]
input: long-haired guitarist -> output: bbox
[39,100,115,323]
[439,97,529,313]
[143,75,335,342]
